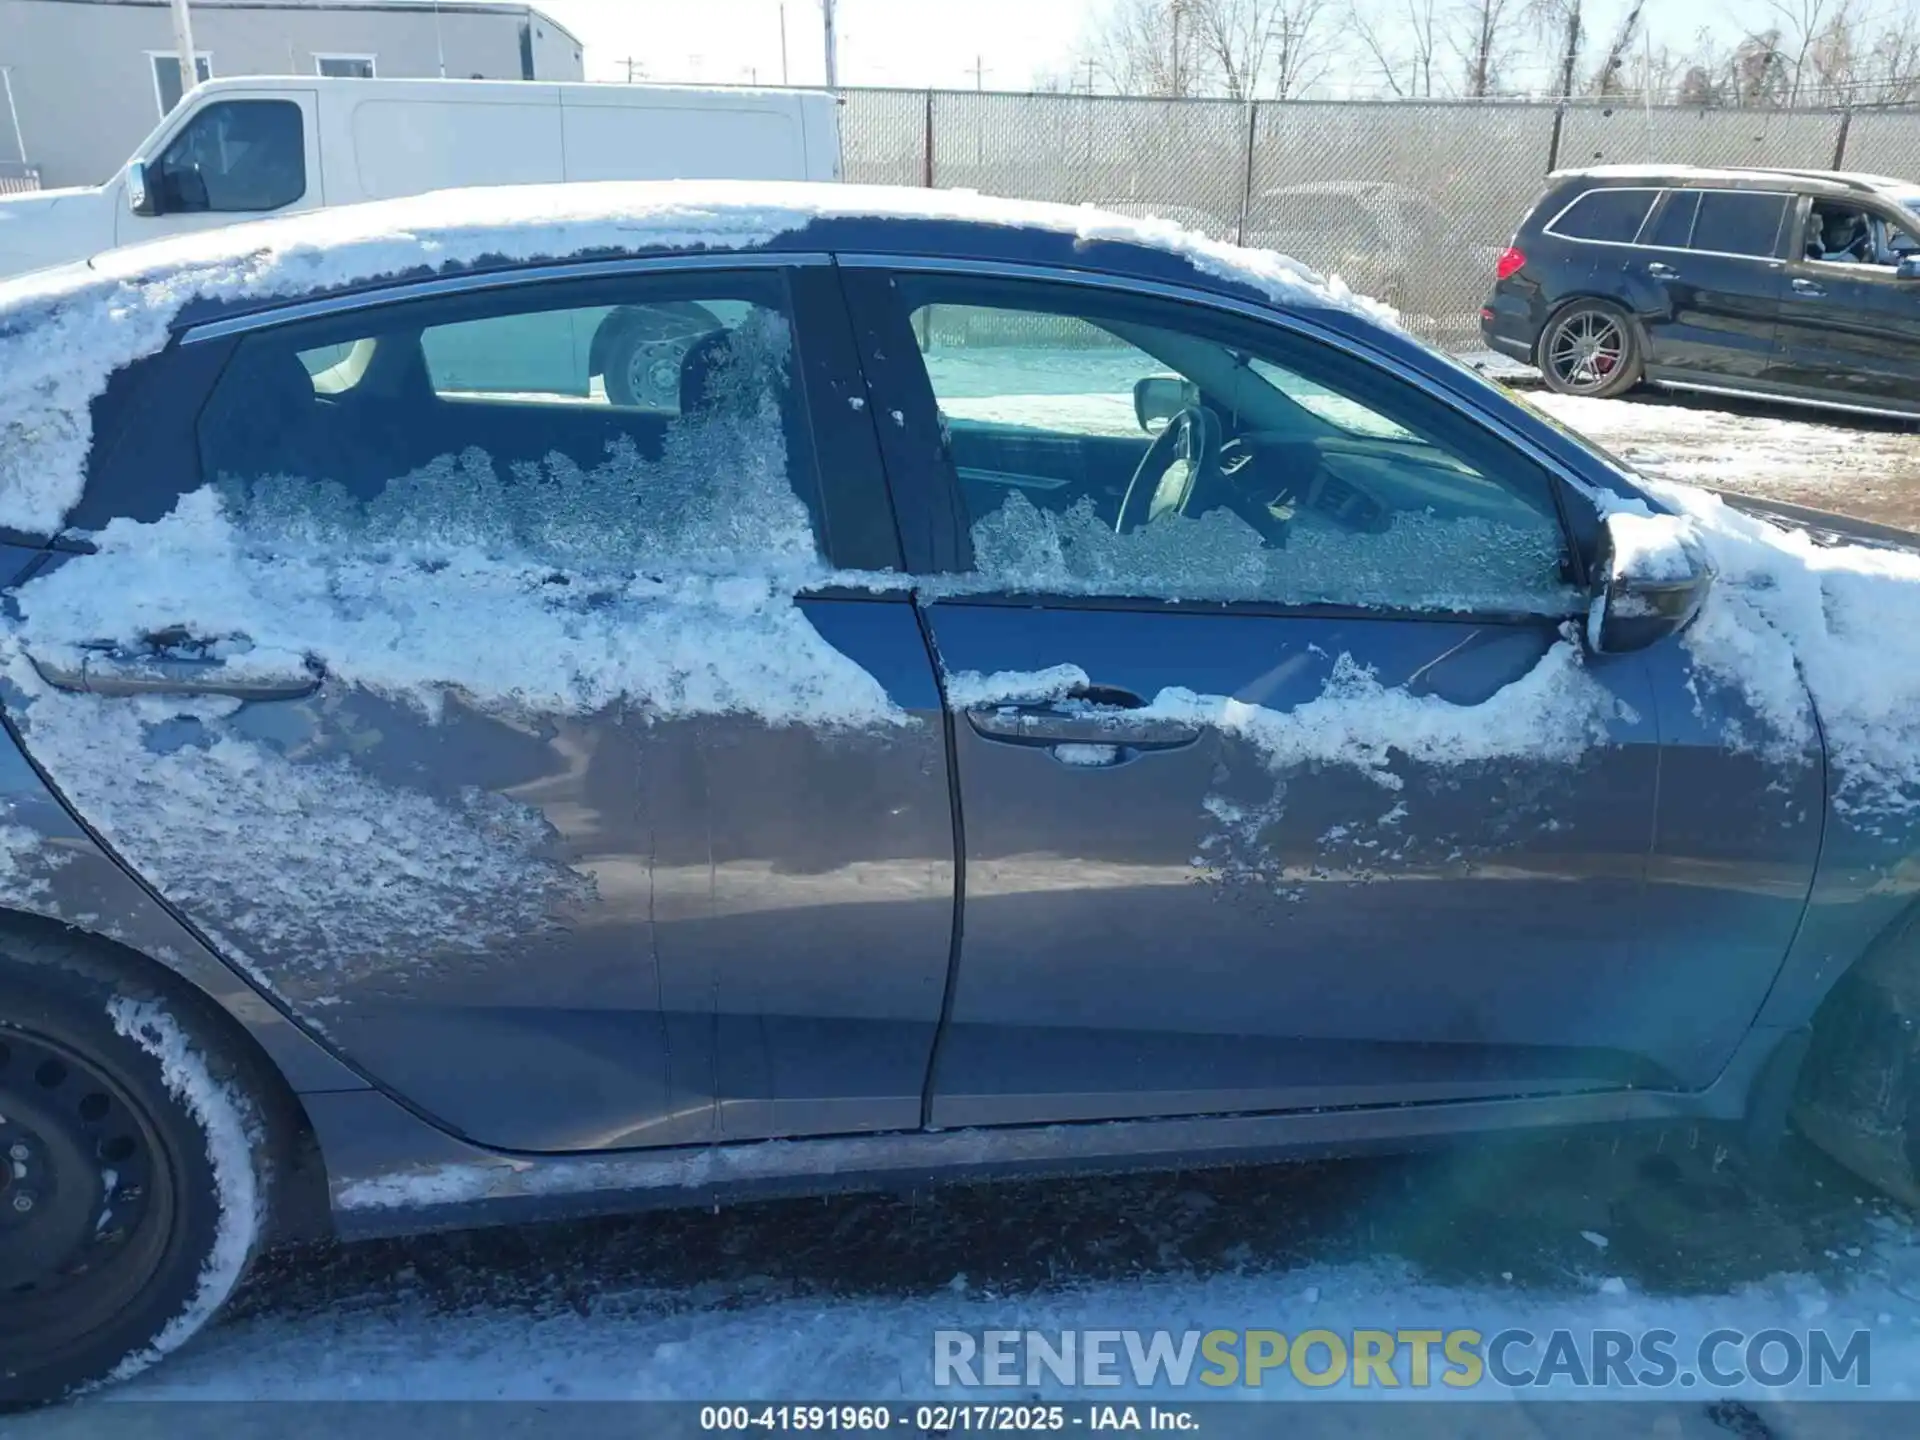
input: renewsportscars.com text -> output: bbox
[933,1327,1871,1391]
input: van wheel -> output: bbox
[0,942,265,1407]
[1538,302,1643,399]
[594,302,720,410]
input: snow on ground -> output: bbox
[1524,392,1920,530]
[28,1133,1920,1420]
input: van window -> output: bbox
[1547,188,1656,243]
[1689,191,1788,258]
[153,99,305,213]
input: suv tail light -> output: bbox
[1496,246,1527,281]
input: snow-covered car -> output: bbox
[3,179,1920,1403]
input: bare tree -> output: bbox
[1762,0,1850,104]
[1526,0,1586,101]
[1453,0,1521,97]
[1862,6,1920,105]
[1588,0,1645,96]
[1084,0,1336,99]
[1089,0,1207,96]
[1350,0,1446,97]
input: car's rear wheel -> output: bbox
[1537,301,1643,399]
[0,941,266,1408]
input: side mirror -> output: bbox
[1898,255,1920,281]
[126,161,160,217]
[1586,510,1714,655]
[1134,374,1198,434]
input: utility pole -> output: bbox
[822,0,838,89]
[1083,56,1097,95]
[618,56,644,83]
[967,53,990,91]
[780,3,790,85]
[169,0,197,102]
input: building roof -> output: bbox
[17,0,583,47]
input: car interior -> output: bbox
[195,300,818,538]
[1804,198,1920,266]
[913,305,1565,558]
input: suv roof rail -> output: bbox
[1720,165,1881,193]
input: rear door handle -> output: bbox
[1791,277,1825,298]
[28,649,323,701]
[1646,262,1679,280]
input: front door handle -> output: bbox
[1791,277,1826,298]
[965,699,1200,751]
[1646,261,1679,280]
[28,648,323,701]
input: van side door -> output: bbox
[117,90,321,246]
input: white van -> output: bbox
[0,76,842,280]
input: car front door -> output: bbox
[843,263,1822,1128]
[1768,196,1920,415]
[5,259,956,1153]
[1633,186,1792,384]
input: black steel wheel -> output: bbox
[0,939,265,1408]
[593,301,722,410]
[1538,302,1643,398]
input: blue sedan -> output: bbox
[0,181,1915,1402]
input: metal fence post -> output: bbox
[923,89,935,187]
[1235,100,1259,246]
[1832,106,1853,170]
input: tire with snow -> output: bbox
[1536,300,1644,399]
[0,940,265,1407]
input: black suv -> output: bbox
[1482,165,1920,416]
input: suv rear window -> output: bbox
[1547,188,1656,242]
[1690,190,1789,257]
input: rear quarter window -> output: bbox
[1545,188,1657,243]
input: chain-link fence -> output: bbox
[841,88,1920,350]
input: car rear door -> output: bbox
[1767,195,1920,415]
[843,262,1822,1129]
[6,258,955,1153]
[1632,186,1792,384]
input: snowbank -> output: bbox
[0,179,1391,537]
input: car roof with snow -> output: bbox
[1548,163,1914,199]
[9,180,1397,338]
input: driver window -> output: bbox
[1805,200,1882,265]
[154,99,305,213]
[901,280,1575,614]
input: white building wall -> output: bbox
[0,0,584,187]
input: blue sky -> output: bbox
[536,0,1764,95]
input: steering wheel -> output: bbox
[1115,405,1224,535]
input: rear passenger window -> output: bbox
[1548,188,1656,243]
[1690,191,1789,258]
[1645,190,1700,248]
[194,273,826,569]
